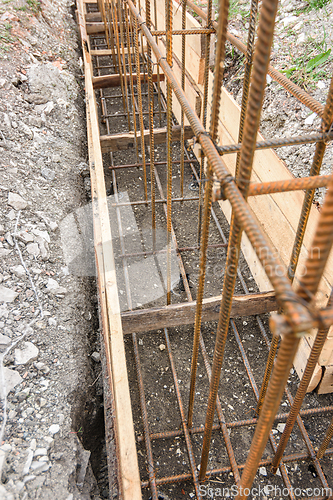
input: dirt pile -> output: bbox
[0,0,105,498]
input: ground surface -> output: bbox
[0,0,106,499]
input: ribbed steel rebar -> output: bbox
[271,294,333,473]
[199,0,279,481]
[235,0,258,179]
[317,417,333,459]
[166,0,173,304]
[187,0,228,430]
[145,0,156,244]
[256,334,279,414]
[132,12,148,201]
[180,0,186,198]
[288,76,333,282]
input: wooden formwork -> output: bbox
[76,0,333,497]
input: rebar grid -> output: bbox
[84,0,333,498]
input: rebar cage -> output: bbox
[77,0,333,498]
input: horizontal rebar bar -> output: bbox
[110,196,199,207]
[136,405,333,442]
[141,448,333,488]
[217,130,333,156]
[109,158,198,169]
[115,242,227,259]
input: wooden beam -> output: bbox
[85,11,102,21]
[92,72,165,89]
[77,0,142,496]
[121,291,277,335]
[86,21,105,33]
[100,124,194,152]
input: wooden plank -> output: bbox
[317,364,333,394]
[92,72,165,89]
[86,22,105,33]
[293,335,323,393]
[100,124,194,152]
[77,0,142,496]
[121,291,277,335]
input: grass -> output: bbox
[0,22,14,44]
[307,0,330,9]
[281,33,331,88]
[26,0,41,14]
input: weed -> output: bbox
[26,0,41,14]
[281,32,331,88]
[307,0,330,9]
[0,22,14,44]
[14,5,27,10]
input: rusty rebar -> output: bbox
[256,333,279,414]
[199,0,279,481]
[317,417,333,459]
[271,292,333,473]
[166,0,173,304]
[288,76,333,282]
[235,0,258,179]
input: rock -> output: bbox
[0,334,11,347]
[0,249,12,257]
[45,278,67,297]
[0,445,12,483]
[277,423,286,433]
[14,341,39,365]
[0,285,18,303]
[28,116,43,128]
[159,344,166,351]
[0,78,7,88]
[296,32,306,45]
[48,424,60,435]
[51,154,61,163]
[16,231,34,244]
[30,461,50,474]
[3,367,22,396]
[259,466,267,476]
[282,15,298,26]
[24,93,49,105]
[5,232,14,246]
[36,212,58,231]
[6,209,16,220]
[91,351,100,362]
[22,449,34,476]
[48,317,57,327]
[3,113,11,129]
[8,192,27,211]
[11,265,26,278]
[32,229,50,243]
[0,224,5,235]
[19,122,33,138]
[34,448,47,457]
[43,101,54,115]
[34,235,48,260]
[41,168,56,181]
[305,112,316,125]
[27,242,40,257]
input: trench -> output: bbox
[73,1,333,498]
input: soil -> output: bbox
[0,0,107,499]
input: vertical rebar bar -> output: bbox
[317,416,333,459]
[235,0,258,179]
[117,0,132,130]
[199,0,279,482]
[125,2,140,159]
[288,75,333,282]
[271,294,333,473]
[166,0,173,304]
[187,0,228,429]
[132,11,148,200]
[197,0,212,244]
[145,0,157,245]
[256,334,279,414]
[180,0,186,198]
